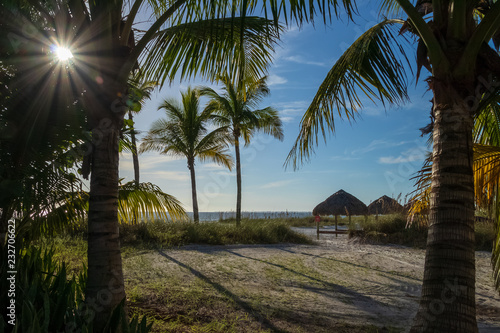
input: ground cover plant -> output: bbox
[348,214,495,251]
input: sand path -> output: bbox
[125,234,500,332]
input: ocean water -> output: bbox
[185,211,312,222]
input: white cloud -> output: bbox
[267,100,309,123]
[284,55,327,67]
[120,153,183,171]
[281,116,295,123]
[200,163,228,171]
[142,170,190,181]
[330,155,360,161]
[351,140,408,155]
[261,180,295,189]
[378,147,428,164]
[361,105,384,116]
[267,74,288,86]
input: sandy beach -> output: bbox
[123,233,500,332]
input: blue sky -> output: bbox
[119,5,433,212]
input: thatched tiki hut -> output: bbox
[368,195,403,216]
[313,189,368,217]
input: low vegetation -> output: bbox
[348,214,495,251]
[25,215,496,332]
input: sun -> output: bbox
[52,45,74,61]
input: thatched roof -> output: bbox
[367,195,403,214]
[312,189,368,216]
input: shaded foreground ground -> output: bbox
[124,235,500,332]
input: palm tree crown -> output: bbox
[140,87,233,222]
[201,76,283,225]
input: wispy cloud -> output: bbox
[142,170,190,181]
[284,55,327,67]
[378,147,428,164]
[261,179,295,189]
[330,155,361,161]
[267,74,288,86]
[120,153,182,172]
[273,100,309,122]
[351,140,408,155]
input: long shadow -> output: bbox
[157,250,286,333]
[223,249,391,307]
[278,247,422,282]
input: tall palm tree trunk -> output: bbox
[410,83,477,332]
[129,112,140,186]
[234,135,242,226]
[86,95,127,331]
[188,158,199,223]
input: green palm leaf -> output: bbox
[142,17,283,86]
[118,181,187,223]
[285,18,411,169]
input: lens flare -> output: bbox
[53,46,73,61]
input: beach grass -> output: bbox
[348,213,495,251]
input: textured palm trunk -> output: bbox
[410,83,477,332]
[234,134,242,227]
[188,158,199,223]
[129,112,140,186]
[86,114,126,331]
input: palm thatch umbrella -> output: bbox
[312,189,368,216]
[367,195,403,215]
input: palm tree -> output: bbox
[409,99,500,296]
[201,76,283,226]
[140,87,233,223]
[2,0,283,328]
[285,2,500,332]
[124,77,157,186]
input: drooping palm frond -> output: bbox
[195,126,234,170]
[406,153,432,227]
[118,181,187,223]
[142,16,283,86]
[255,0,357,26]
[474,97,500,146]
[285,19,411,169]
[200,75,283,144]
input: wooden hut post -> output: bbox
[315,215,320,240]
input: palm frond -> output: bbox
[474,144,500,208]
[474,97,500,146]
[118,181,187,223]
[252,107,284,141]
[406,153,432,227]
[142,16,282,86]
[256,0,357,26]
[285,18,411,169]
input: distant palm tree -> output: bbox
[201,76,283,226]
[140,87,233,223]
[124,77,157,186]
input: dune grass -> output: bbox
[348,214,495,251]
[119,219,313,248]
[64,218,313,249]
